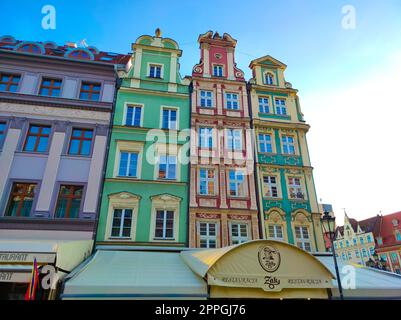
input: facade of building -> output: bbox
[334,213,378,265]
[375,211,401,274]
[248,55,325,252]
[188,31,259,248]
[0,35,128,299]
[95,31,190,247]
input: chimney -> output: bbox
[65,42,77,48]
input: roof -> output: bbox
[377,211,401,248]
[61,250,207,300]
[336,214,381,235]
[0,35,130,65]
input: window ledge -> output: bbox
[14,151,49,157]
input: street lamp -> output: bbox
[321,211,344,300]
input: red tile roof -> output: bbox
[0,35,131,65]
[376,211,401,249]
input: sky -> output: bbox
[1,0,400,225]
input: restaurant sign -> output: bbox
[0,252,56,264]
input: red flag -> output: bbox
[24,257,39,301]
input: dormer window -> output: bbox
[149,64,162,78]
[265,72,274,85]
[17,43,42,54]
[68,50,91,60]
[213,65,223,77]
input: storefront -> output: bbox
[0,240,93,300]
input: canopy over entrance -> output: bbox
[181,240,335,299]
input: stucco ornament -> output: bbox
[258,245,281,273]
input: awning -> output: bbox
[0,240,93,283]
[61,250,208,300]
[316,254,401,299]
[181,240,335,299]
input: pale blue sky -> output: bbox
[1,0,401,223]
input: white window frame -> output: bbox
[158,154,177,180]
[230,222,249,245]
[199,168,216,196]
[199,127,213,148]
[213,64,223,77]
[148,63,163,78]
[275,98,287,115]
[123,104,143,127]
[264,72,274,85]
[118,151,139,178]
[258,96,270,113]
[161,107,178,130]
[288,176,304,200]
[282,135,296,155]
[226,129,242,151]
[199,90,213,108]
[268,224,284,240]
[110,208,133,239]
[198,221,218,248]
[263,175,279,198]
[295,226,311,252]
[258,133,273,153]
[225,92,240,110]
[154,209,175,240]
[228,169,246,197]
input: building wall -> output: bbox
[249,56,324,252]
[189,31,259,248]
[0,48,116,240]
[96,33,190,247]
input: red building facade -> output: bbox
[188,31,259,248]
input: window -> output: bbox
[125,105,142,127]
[346,240,350,247]
[231,223,249,245]
[268,225,283,240]
[288,177,304,200]
[367,235,372,243]
[55,185,83,219]
[282,135,295,154]
[199,222,217,248]
[340,241,344,248]
[0,122,6,146]
[17,44,41,53]
[396,232,401,241]
[362,248,367,257]
[258,133,272,153]
[348,251,352,259]
[229,170,246,197]
[225,93,239,110]
[118,152,138,177]
[39,78,62,97]
[68,128,93,156]
[0,73,20,92]
[213,65,223,77]
[155,210,174,239]
[377,237,383,245]
[391,252,398,264]
[355,250,360,258]
[79,82,101,101]
[158,155,177,180]
[275,99,287,115]
[149,64,162,78]
[295,226,311,252]
[360,237,364,245]
[263,176,278,198]
[5,183,37,217]
[199,168,215,195]
[200,90,213,108]
[226,129,242,151]
[380,254,387,262]
[265,73,274,85]
[258,97,270,113]
[162,108,177,130]
[24,125,51,153]
[369,247,375,255]
[199,127,213,148]
[69,50,91,60]
[353,238,357,245]
[111,209,132,238]
[342,253,347,261]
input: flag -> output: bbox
[24,257,39,301]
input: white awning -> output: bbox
[61,250,208,300]
[316,254,401,299]
[0,240,93,283]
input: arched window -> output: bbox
[265,72,274,85]
[68,50,91,60]
[17,43,42,54]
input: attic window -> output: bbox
[17,44,42,54]
[1,37,15,43]
[68,50,91,60]
[265,72,274,85]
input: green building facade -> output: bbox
[96,31,190,247]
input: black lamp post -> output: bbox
[321,211,344,300]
